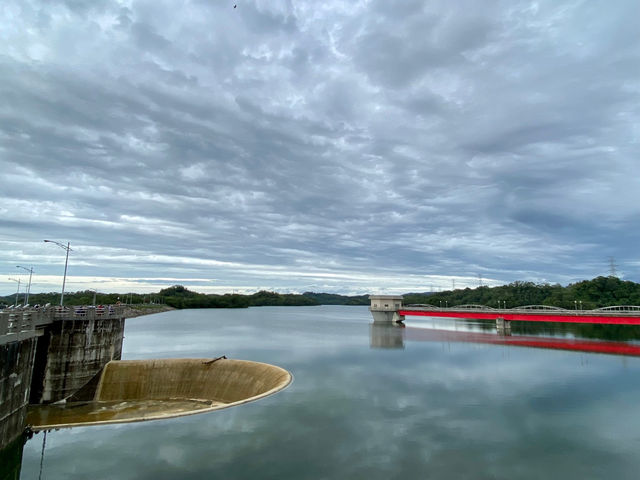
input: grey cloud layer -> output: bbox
[1,0,639,293]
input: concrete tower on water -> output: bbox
[369,295,405,324]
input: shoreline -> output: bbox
[122,305,176,318]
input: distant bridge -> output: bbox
[400,304,640,325]
[368,295,640,328]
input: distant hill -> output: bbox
[302,292,369,305]
[0,286,366,309]
[4,276,639,311]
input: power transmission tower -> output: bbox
[608,257,618,277]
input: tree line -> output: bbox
[405,276,640,310]
[4,276,640,311]
[0,285,369,309]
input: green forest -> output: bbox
[0,285,369,309]
[2,276,640,312]
[404,276,640,310]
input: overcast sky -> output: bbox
[1,0,639,296]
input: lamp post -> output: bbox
[44,240,72,307]
[16,265,33,305]
[8,277,20,307]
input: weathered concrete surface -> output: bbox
[0,337,37,450]
[28,358,292,429]
[119,305,174,319]
[30,317,125,404]
[97,358,291,403]
[369,295,405,323]
[0,434,25,480]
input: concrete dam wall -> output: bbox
[95,358,291,404]
[0,338,37,450]
[1,307,125,474]
[30,317,125,404]
[28,358,292,429]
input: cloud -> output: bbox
[1,0,640,295]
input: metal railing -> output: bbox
[595,305,640,312]
[402,303,640,316]
[456,304,497,310]
[0,305,125,338]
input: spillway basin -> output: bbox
[27,358,292,430]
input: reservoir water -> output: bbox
[19,306,640,479]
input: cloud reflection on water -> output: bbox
[20,306,640,479]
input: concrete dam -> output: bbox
[28,358,292,430]
[0,305,291,479]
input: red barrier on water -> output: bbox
[404,327,640,356]
[399,309,640,325]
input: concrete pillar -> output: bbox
[0,336,37,450]
[496,317,511,336]
[30,316,125,404]
[369,295,405,324]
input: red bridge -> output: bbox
[368,295,640,326]
[399,304,640,325]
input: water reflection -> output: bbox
[369,323,405,349]
[370,322,640,357]
[18,307,640,479]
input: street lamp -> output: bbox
[44,240,72,306]
[16,265,33,305]
[8,277,20,307]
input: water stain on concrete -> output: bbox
[27,358,292,430]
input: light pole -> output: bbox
[16,265,33,305]
[8,277,20,307]
[44,240,72,306]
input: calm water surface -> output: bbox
[20,306,640,479]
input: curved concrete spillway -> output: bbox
[27,358,292,430]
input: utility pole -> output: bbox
[8,278,20,306]
[44,240,72,306]
[16,265,34,305]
